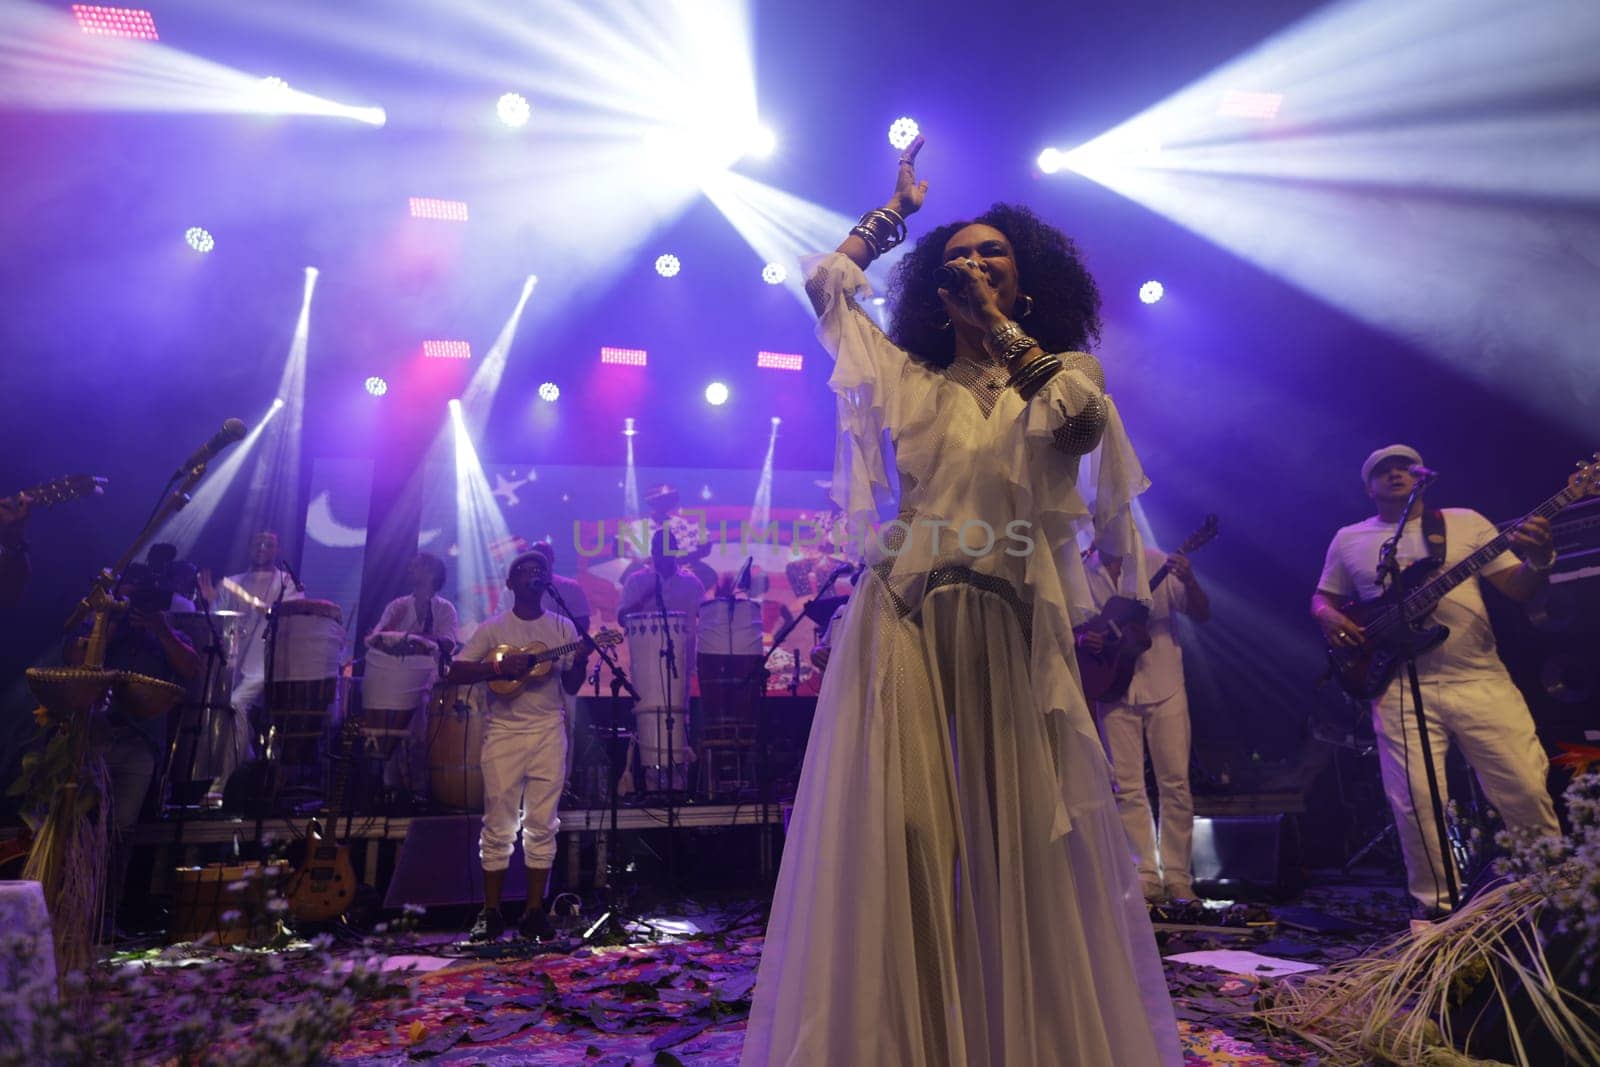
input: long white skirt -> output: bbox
[741,574,1180,1066]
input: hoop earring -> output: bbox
[1018,294,1034,318]
[938,318,952,331]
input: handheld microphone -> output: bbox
[277,558,305,593]
[1408,464,1439,483]
[173,419,247,478]
[933,265,969,293]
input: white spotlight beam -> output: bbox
[448,400,515,627]
[701,170,906,311]
[157,398,284,553]
[460,275,539,436]
[1055,0,1600,429]
[0,2,384,123]
[230,268,316,557]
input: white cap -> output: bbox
[1360,444,1423,483]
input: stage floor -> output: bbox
[82,875,1417,1065]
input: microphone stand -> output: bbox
[164,586,229,852]
[547,583,643,942]
[252,569,291,859]
[651,572,682,890]
[1375,473,1458,912]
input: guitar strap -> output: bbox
[1421,507,1447,566]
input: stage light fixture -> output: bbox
[623,417,637,437]
[1139,280,1165,304]
[600,346,648,367]
[888,117,920,150]
[1037,147,1065,175]
[705,382,730,406]
[761,263,787,285]
[538,382,560,402]
[258,75,291,97]
[756,351,803,371]
[72,5,158,40]
[423,340,473,360]
[655,253,681,278]
[185,226,214,253]
[746,124,777,159]
[409,197,469,222]
[364,376,386,397]
[497,92,530,128]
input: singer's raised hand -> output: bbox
[888,135,928,219]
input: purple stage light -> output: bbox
[654,254,681,278]
[756,351,803,372]
[601,346,648,367]
[409,197,469,222]
[761,263,787,285]
[185,226,214,253]
[364,376,389,397]
[705,382,730,406]
[538,382,560,402]
[1139,280,1165,304]
[423,340,472,360]
[72,5,158,40]
[497,92,530,128]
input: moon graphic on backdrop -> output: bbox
[306,491,441,548]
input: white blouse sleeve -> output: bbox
[802,252,924,534]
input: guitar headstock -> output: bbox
[1568,454,1600,501]
[1178,514,1220,555]
[18,474,107,508]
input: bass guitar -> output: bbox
[1075,515,1219,703]
[487,629,623,697]
[284,714,360,923]
[1327,455,1598,700]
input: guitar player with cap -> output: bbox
[448,549,592,942]
[1080,542,1211,904]
[1311,443,1560,918]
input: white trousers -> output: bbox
[1099,688,1194,895]
[478,714,568,871]
[1372,670,1558,911]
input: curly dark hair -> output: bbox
[886,203,1102,369]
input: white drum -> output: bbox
[363,647,438,712]
[622,610,689,711]
[696,598,763,656]
[270,600,344,683]
[634,708,695,791]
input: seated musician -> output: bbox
[367,551,458,657]
[446,551,590,942]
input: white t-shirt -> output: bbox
[1317,508,1518,683]
[458,609,579,730]
[618,569,706,622]
[1084,546,1187,705]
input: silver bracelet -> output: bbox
[984,320,1026,360]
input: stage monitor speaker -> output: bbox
[1192,814,1304,900]
[382,815,527,909]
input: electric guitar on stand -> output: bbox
[284,715,360,923]
[1075,515,1220,703]
[1327,455,1599,700]
[487,629,623,697]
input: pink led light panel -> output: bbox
[600,346,648,367]
[422,340,472,360]
[408,197,469,221]
[756,351,804,371]
[72,5,159,40]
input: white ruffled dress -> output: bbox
[739,253,1181,1067]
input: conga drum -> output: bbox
[623,610,693,789]
[426,683,485,810]
[360,639,439,759]
[266,600,344,763]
